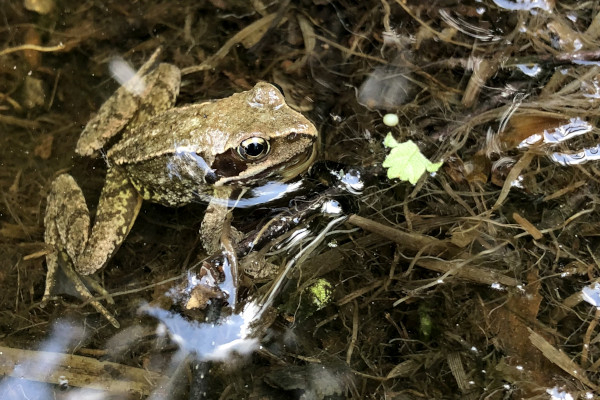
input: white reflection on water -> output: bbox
[546,387,575,400]
[141,301,261,361]
[0,321,85,398]
[551,145,600,166]
[2,214,348,397]
[109,56,145,96]
[204,180,304,209]
[516,64,541,77]
[582,282,600,307]
[517,117,593,149]
[144,215,349,362]
[492,0,552,12]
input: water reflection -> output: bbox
[492,0,552,12]
[438,9,501,41]
[517,117,593,148]
[109,57,146,96]
[0,321,84,398]
[141,303,260,362]
[0,202,348,397]
[516,64,542,77]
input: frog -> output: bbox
[42,49,318,327]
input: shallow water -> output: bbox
[1,1,600,399]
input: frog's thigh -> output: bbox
[45,174,91,260]
[76,167,143,275]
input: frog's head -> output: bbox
[208,82,318,187]
[108,82,318,206]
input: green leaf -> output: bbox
[382,133,443,184]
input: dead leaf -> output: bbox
[34,133,54,159]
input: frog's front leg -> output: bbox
[199,187,244,255]
[43,167,142,326]
[200,198,230,255]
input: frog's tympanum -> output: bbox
[43,51,318,327]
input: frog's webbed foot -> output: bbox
[46,253,120,328]
[43,168,142,327]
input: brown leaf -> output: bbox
[34,133,54,159]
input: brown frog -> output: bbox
[43,50,318,327]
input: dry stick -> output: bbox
[337,280,383,306]
[441,180,477,217]
[393,0,472,48]
[512,212,543,240]
[285,14,315,72]
[347,215,519,292]
[381,0,392,33]
[345,299,359,365]
[312,34,387,64]
[542,180,586,202]
[0,114,41,128]
[0,345,164,395]
[385,246,401,290]
[386,359,421,380]
[462,58,497,108]
[410,258,518,287]
[581,308,600,367]
[541,9,600,97]
[348,214,460,256]
[489,150,535,213]
[551,280,595,322]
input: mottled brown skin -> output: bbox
[43,50,318,327]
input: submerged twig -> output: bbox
[0,43,65,57]
[348,214,460,256]
[181,13,279,74]
[528,328,600,392]
[0,345,164,395]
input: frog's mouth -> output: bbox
[274,141,318,181]
[212,140,317,187]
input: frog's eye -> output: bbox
[237,137,270,161]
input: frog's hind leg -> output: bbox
[43,168,141,327]
[76,166,143,275]
[43,174,121,327]
[59,254,121,328]
[44,174,90,300]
